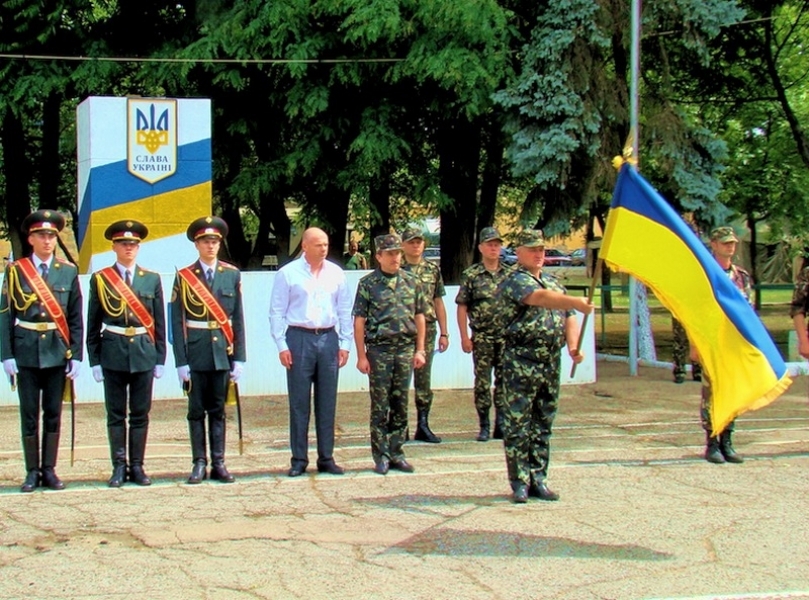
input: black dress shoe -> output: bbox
[373,459,389,475]
[187,461,207,484]
[529,481,559,501]
[108,464,127,488]
[210,464,235,483]
[41,468,65,491]
[317,461,345,475]
[21,469,39,493]
[512,483,528,504]
[389,459,415,473]
[288,466,307,477]
[128,465,152,486]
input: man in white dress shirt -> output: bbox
[270,227,354,476]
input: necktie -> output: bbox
[39,263,48,281]
[206,268,214,286]
[125,270,132,286]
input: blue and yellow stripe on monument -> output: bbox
[78,139,211,272]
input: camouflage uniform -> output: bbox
[498,254,574,493]
[701,226,753,465]
[353,235,426,466]
[456,226,510,440]
[672,317,702,383]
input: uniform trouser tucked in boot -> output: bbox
[103,369,154,485]
[501,349,560,490]
[128,427,152,485]
[107,426,127,487]
[700,373,742,463]
[208,415,234,483]
[40,432,65,490]
[471,335,504,441]
[186,369,229,483]
[21,435,39,493]
[413,322,441,443]
[367,345,413,465]
[16,366,63,490]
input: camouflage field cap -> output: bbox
[710,226,738,243]
[401,227,425,242]
[516,229,545,248]
[375,233,403,252]
[479,226,502,243]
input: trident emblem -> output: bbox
[135,104,170,153]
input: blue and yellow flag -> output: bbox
[601,163,791,434]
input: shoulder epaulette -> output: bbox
[219,261,239,271]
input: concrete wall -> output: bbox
[0,269,597,405]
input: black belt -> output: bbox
[288,325,335,335]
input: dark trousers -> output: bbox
[285,327,339,469]
[103,369,153,429]
[17,366,64,437]
[367,344,413,463]
[187,370,229,421]
[413,321,436,411]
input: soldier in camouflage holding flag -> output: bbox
[456,226,511,441]
[353,233,427,475]
[497,230,593,504]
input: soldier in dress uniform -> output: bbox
[352,233,427,474]
[456,226,510,441]
[86,220,166,487]
[497,230,593,503]
[400,227,448,443]
[0,209,83,492]
[170,217,246,484]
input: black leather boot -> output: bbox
[128,427,152,485]
[414,409,441,443]
[476,409,490,442]
[40,432,65,490]
[107,426,128,488]
[705,433,725,464]
[492,409,505,440]
[21,435,40,493]
[209,416,234,483]
[720,430,743,464]
[187,420,207,484]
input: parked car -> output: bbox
[569,248,586,266]
[499,247,517,266]
[423,247,441,265]
[543,248,573,267]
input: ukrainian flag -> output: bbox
[601,163,791,434]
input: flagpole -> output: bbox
[628,0,642,375]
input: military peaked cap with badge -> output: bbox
[401,227,425,242]
[516,229,546,248]
[22,209,66,235]
[479,226,502,243]
[375,233,402,252]
[710,226,739,243]
[187,216,229,241]
[105,220,149,243]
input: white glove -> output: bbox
[153,364,165,379]
[66,360,81,380]
[177,365,190,383]
[92,365,104,382]
[3,358,18,377]
[229,361,244,382]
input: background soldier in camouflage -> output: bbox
[456,226,510,441]
[693,226,753,464]
[353,233,427,475]
[498,230,593,504]
[790,252,809,360]
[672,317,701,383]
[401,227,448,443]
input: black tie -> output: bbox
[206,268,214,287]
[39,263,48,281]
[125,270,132,286]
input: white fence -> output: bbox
[0,270,596,405]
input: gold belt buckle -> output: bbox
[208,321,219,329]
[125,326,137,336]
[36,323,49,332]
